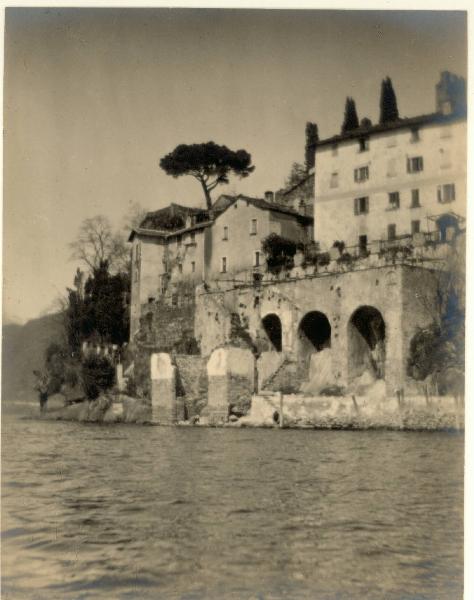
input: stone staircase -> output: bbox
[261,357,307,393]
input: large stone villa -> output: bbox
[127,72,466,424]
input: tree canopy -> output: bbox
[341,97,359,133]
[160,142,255,210]
[305,122,318,171]
[66,261,130,353]
[69,215,129,274]
[379,77,399,124]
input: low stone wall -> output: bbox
[239,393,464,430]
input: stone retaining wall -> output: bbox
[239,393,464,430]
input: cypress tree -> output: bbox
[304,122,318,171]
[379,77,400,124]
[341,97,359,133]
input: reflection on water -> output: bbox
[1,408,463,599]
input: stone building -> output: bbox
[129,195,313,337]
[128,71,465,422]
[313,72,467,251]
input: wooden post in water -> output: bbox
[278,392,284,428]
[351,395,359,413]
[424,383,430,407]
[396,389,404,429]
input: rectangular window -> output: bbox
[387,224,397,241]
[221,257,227,273]
[411,220,421,235]
[191,261,195,273]
[437,183,456,204]
[254,251,260,267]
[177,234,182,246]
[354,196,369,215]
[354,166,369,183]
[178,263,183,274]
[359,235,368,253]
[223,226,228,240]
[359,137,369,152]
[411,189,421,208]
[330,172,339,188]
[388,191,400,210]
[410,127,420,142]
[407,156,424,173]
[250,219,257,235]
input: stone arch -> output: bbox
[297,311,331,361]
[261,313,282,352]
[436,213,460,242]
[348,305,386,381]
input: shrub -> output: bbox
[316,252,330,267]
[81,355,115,400]
[262,233,298,274]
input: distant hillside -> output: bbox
[2,313,64,403]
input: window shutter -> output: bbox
[354,198,359,215]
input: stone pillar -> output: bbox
[150,353,182,424]
[204,347,255,425]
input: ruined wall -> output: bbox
[195,264,441,395]
[133,292,198,396]
[175,355,208,417]
[401,266,442,392]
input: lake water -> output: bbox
[1,407,464,599]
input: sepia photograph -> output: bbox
[1,5,469,599]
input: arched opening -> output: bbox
[436,213,460,242]
[348,306,386,381]
[262,313,282,352]
[298,311,331,356]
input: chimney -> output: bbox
[264,190,274,203]
[436,71,466,116]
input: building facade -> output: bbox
[129,195,312,337]
[314,73,466,251]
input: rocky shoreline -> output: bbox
[41,391,464,431]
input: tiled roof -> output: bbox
[129,193,313,241]
[314,110,466,149]
[216,194,313,223]
[139,202,209,230]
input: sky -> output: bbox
[2,8,467,324]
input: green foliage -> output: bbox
[305,122,318,171]
[341,97,359,133]
[262,233,300,274]
[379,77,399,124]
[81,355,116,400]
[160,142,255,210]
[66,261,130,353]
